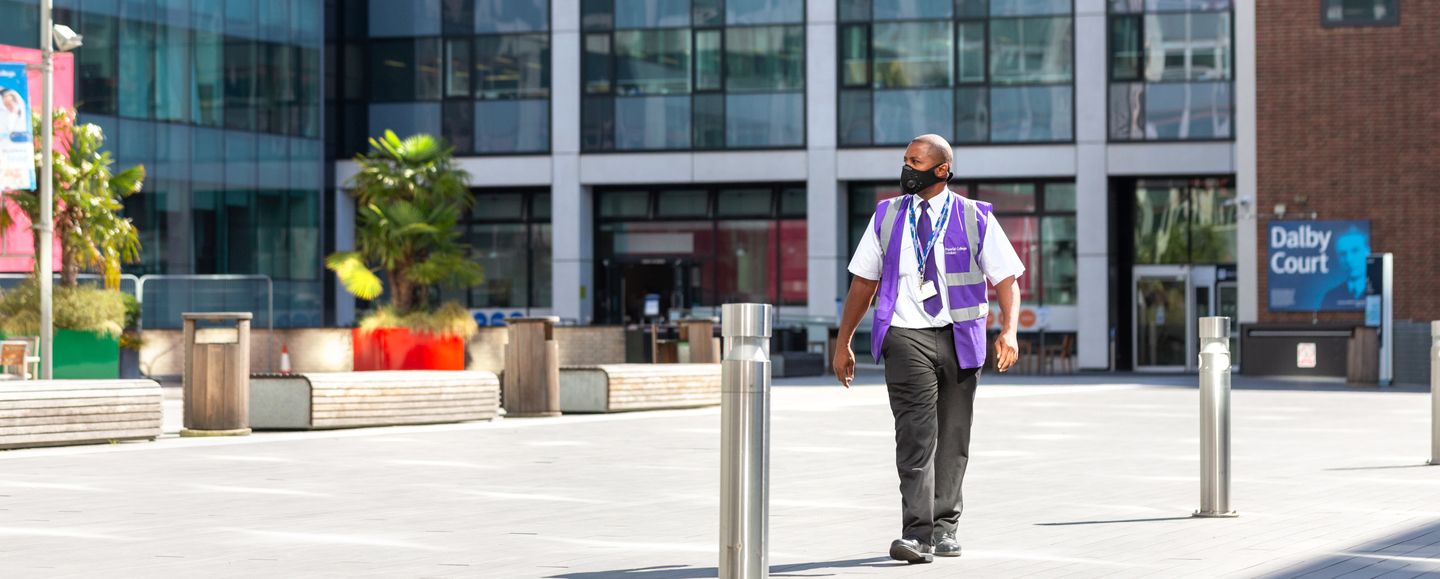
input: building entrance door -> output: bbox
[1133,265,1234,371]
[602,257,699,324]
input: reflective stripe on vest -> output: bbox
[878,196,906,261]
[949,302,988,322]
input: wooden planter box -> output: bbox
[352,327,465,371]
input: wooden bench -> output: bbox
[0,379,163,450]
[559,364,721,413]
[249,371,500,430]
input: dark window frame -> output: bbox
[1105,2,1237,143]
[460,187,553,309]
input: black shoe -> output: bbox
[889,538,934,564]
[933,531,961,557]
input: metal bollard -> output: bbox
[1195,316,1237,518]
[1430,322,1440,466]
[720,303,772,579]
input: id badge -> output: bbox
[918,280,938,300]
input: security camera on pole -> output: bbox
[35,0,82,379]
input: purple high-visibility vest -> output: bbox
[869,192,994,369]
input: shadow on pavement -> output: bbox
[1254,519,1440,577]
[775,369,1430,394]
[1035,516,1196,526]
[1324,464,1437,472]
[546,556,898,578]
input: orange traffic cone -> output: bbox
[280,344,292,375]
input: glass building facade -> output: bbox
[330,0,551,157]
[580,0,806,151]
[839,0,1075,146]
[2,0,326,328]
[1108,0,1233,141]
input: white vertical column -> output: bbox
[1234,0,1259,324]
[1074,1,1111,369]
[551,0,592,323]
[806,1,842,320]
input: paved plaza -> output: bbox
[1,371,1437,578]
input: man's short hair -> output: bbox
[911,134,953,167]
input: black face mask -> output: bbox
[900,162,948,196]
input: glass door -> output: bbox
[1134,266,1191,371]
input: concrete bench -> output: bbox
[0,379,163,450]
[559,364,720,413]
[249,371,500,430]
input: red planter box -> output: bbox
[352,327,466,371]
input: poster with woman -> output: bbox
[0,62,34,191]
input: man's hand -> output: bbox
[994,330,1018,373]
[832,345,856,388]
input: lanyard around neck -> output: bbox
[906,194,951,276]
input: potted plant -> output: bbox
[327,131,482,371]
[0,110,143,379]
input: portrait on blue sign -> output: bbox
[0,88,28,140]
[1267,220,1371,312]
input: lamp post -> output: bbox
[35,0,81,380]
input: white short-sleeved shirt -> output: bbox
[847,193,1025,329]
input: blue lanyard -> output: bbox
[906,194,951,277]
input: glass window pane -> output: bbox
[1109,82,1144,140]
[976,183,1035,212]
[443,0,473,35]
[583,0,615,29]
[1040,216,1076,305]
[694,0,723,25]
[583,34,613,94]
[1149,0,1231,12]
[369,102,442,140]
[874,0,952,20]
[716,221,777,304]
[718,188,773,216]
[1045,182,1076,211]
[1133,180,1189,264]
[615,95,691,149]
[991,0,1071,16]
[583,96,616,150]
[370,40,416,102]
[77,11,119,116]
[839,90,873,146]
[225,38,258,130]
[1145,13,1230,82]
[657,189,709,217]
[957,21,985,84]
[1144,81,1230,139]
[1189,178,1236,264]
[726,26,805,92]
[874,89,953,145]
[696,30,723,92]
[531,224,553,307]
[369,0,440,37]
[154,23,189,123]
[118,17,155,119]
[599,190,650,218]
[1111,0,1144,12]
[616,0,690,28]
[997,216,1039,302]
[1324,0,1396,25]
[476,100,549,153]
[476,34,549,100]
[726,0,804,24]
[468,224,529,307]
[873,22,953,88]
[476,0,549,33]
[1111,16,1142,81]
[474,193,526,220]
[614,30,692,94]
[841,25,870,87]
[780,187,806,216]
[990,85,1072,142]
[445,39,472,98]
[531,194,551,220]
[726,93,803,148]
[957,0,988,17]
[990,17,1072,85]
[955,86,988,143]
[839,0,871,21]
[693,93,725,149]
[0,0,37,47]
[779,219,807,305]
[443,100,474,153]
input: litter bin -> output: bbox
[680,318,718,363]
[181,312,252,436]
[503,317,560,417]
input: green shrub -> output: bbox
[0,281,127,337]
[357,301,477,339]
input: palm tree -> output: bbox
[327,131,483,313]
[0,109,143,289]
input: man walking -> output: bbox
[832,134,1023,564]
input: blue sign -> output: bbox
[1267,220,1371,312]
[0,62,35,191]
[471,309,524,327]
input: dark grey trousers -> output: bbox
[881,326,980,543]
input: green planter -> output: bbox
[52,329,120,380]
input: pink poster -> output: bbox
[0,44,72,274]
